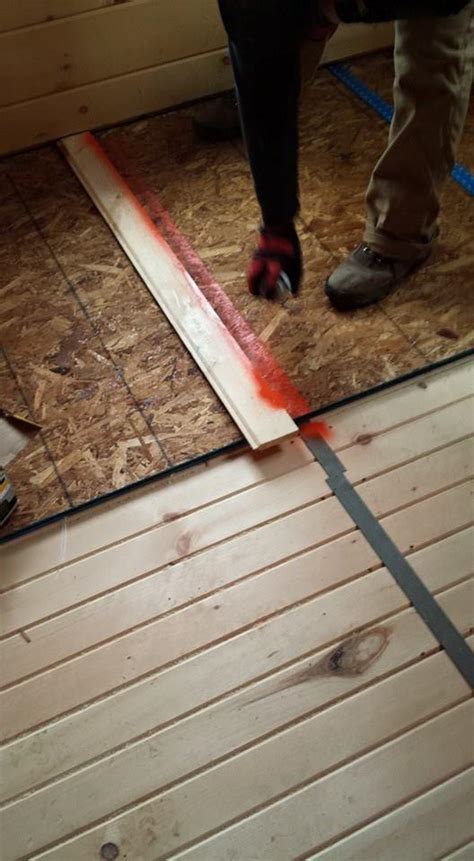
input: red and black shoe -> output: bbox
[248,226,302,300]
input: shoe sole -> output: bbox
[325,253,430,312]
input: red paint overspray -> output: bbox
[91,131,330,440]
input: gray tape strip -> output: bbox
[306,434,474,689]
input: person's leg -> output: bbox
[326,2,473,309]
[218,0,311,296]
[219,0,308,226]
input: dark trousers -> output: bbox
[218,0,311,225]
[218,2,473,256]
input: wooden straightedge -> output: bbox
[60,132,297,450]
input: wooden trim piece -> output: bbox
[60,132,297,450]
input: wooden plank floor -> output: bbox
[0,358,473,860]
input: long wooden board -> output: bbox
[60,132,297,450]
[0,0,225,107]
[2,583,470,806]
[1,645,470,860]
[1,500,471,740]
[1,444,470,679]
[0,48,233,156]
[172,703,473,860]
[309,769,474,861]
[0,0,113,32]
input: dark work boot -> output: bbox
[192,93,241,142]
[325,244,431,310]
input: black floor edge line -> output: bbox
[1,349,471,546]
[0,438,245,545]
[304,434,474,689]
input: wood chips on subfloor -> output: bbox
[0,148,240,538]
[0,359,472,859]
[100,49,473,397]
[1,50,472,537]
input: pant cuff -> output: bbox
[363,224,439,261]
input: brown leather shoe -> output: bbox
[325,244,431,310]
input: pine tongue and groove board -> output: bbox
[172,703,473,861]
[308,769,473,861]
[0,393,471,636]
[0,1,113,32]
[0,444,471,688]
[60,132,297,450]
[2,642,472,860]
[1,357,471,588]
[1,569,471,804]
[444,845,474,861]
[0,361,472,859]
[0,504,472,740]
[1,425,469,632]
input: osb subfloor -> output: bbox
[1,50,472,538]
[0,359,472,859]
[0,148,240,537]
[101,49,474,404]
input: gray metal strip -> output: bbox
[305,434,474,689]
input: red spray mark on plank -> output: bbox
[89,131,330,440]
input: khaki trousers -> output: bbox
[304,4,473,259]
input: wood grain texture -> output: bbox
[0,438,470,660]
[60,131,297,449]
[2,647,470,859]
[0,48,234,156]
[0,1,392,156]
[174,703,473,861]
[309,770,474,861]
[0,147,241,538]
[0,0,114,32]
[0,0,225,107]
[1,362,472,859]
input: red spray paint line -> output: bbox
[92,131,330,440]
